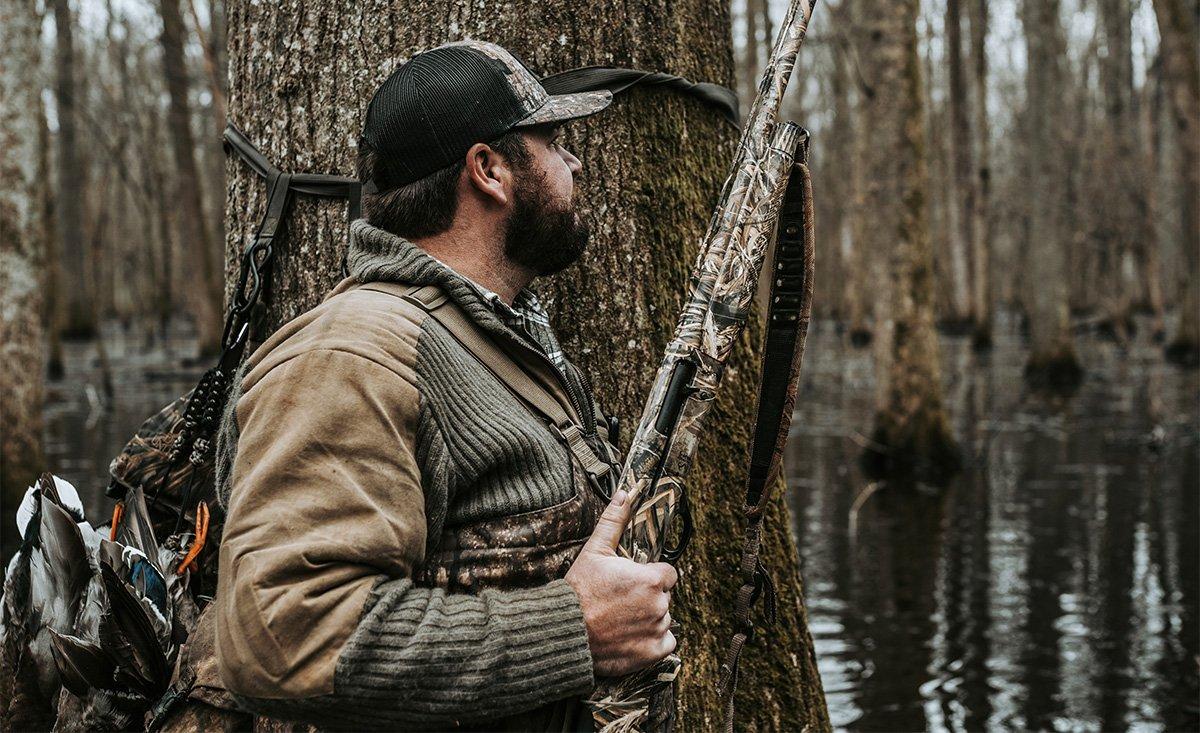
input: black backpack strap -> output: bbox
[224,122,362,220]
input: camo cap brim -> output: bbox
[445,40,612,128]
[515,89,613,127]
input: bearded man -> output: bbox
[211,40,679,731]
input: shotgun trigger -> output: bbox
[660,490,693,564]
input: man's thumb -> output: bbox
[583,489,632,554]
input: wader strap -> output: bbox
[358,283,611,480]
[715,135,815,733]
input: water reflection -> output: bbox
[2,321,202,564]
[788,314,1200,732]
[9,311,1198,732]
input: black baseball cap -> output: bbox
[359,40,612,193]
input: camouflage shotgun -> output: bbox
[587,0,818,730]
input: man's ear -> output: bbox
[464,142,513,207]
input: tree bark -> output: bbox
[966,0,992,349]
[223,1,830,729]
[1152,0,1200,367]
[853,0,960,484]
[1020,0,1083,390]
[946,0,977,335]
[844,0,875,347]
[1096,0,1141,343]
[0,0,47,539]
[159,0,223,355]
[52,0,94,339]
[740,0,759,116]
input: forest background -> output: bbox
[0,0,1197,729]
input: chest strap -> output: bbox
[359,283,612,481]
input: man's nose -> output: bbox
[561,146,582,175]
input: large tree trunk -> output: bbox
[942,0,974,333]
[966,0,992,349]
[52,0,94,339]
[1020,0,1083,391]
[0,0,47,540]
[853,0,960,484]
[159,0,223,355]
[1096,0,1142,344]
[844,0,875,348]
[1152,0,1200,367]
[224,1,830,729]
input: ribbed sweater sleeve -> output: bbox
[232,578,594,730]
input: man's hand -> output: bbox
[565,489,679,677]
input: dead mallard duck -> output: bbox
[1,473,207,731]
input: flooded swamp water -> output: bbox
[788,313,1199,731]
[12,311,1200,732]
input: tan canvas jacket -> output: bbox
[211,223,618,730]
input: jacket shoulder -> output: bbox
[242,286,429,391]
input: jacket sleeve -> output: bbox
[214,348,594,729]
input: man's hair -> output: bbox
[357,132,532,239]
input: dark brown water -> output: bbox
[3,321,205,563]
[787,313,1199,732]
[13,313,1199,732]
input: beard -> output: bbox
[503,168,590,277]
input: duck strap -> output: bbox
[714,144,815,733]
[165,123,363,525]
[110,121,363,531]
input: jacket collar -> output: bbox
[347,218,525,346]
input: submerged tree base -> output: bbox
[1024,349,1084,394]
[937,316,976,337]
[849,327,873,348]
[860,410,963,488]
[1164,337,1200,369]
[970,325,993,352]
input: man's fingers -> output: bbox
[656,611,672,635]
[651,562,679,590]
[581,489,633,555]
[659,630,678,658]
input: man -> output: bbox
[211,40,678,731]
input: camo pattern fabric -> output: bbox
[107,390,217,527]
[446,39,611,127]
[414,455,608,594]
[155,607,315,733]
[412,438,681,732]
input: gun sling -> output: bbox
[715,137,816,732]
[356,282,613,483]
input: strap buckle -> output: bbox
[551,422,611,479]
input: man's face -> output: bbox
[502,126,590,276]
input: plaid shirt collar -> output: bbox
[435,260,567,373]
